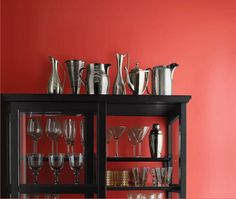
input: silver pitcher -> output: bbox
[125,63,150,95]
[150,63,178,95]
[65,60,85,94]
[112,53,129,95]
[47,56,66,94]
[80,63,111,94]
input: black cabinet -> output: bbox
[1,94,191,198]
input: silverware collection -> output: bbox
[47,53,178,95]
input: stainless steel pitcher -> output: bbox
[150,63,178,95]
[47,56,66,94]
[65,60,85,94]
[125,63,150,95]
[80,63,111,94]
[113,53,129,95]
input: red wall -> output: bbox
[1,0,236,198]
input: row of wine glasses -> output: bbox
[27,117,84,154]
[27,153,83,184]
[106,126,149,157]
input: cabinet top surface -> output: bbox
[1,94,191,104]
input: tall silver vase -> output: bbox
[112,53,129,95]
[47,56,66,94]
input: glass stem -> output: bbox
[33,140,37,153]
[67,144,70,154]
[55,141,58,154]
[71,145,74,154]
[33,170,38,184]
[54,170,59,184]
[51,141,54,153]
[138,143,142,157]
[115,139,119,157]
[133,145,136,157]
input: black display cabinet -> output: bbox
[1,94,191,198]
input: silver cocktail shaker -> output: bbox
[149,124,163,158]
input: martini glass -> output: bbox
[127,128,139,157]
[106,129,113,156]
[131,126,149,157]
[27,153,43,184]
[48,153,64,184]
[108,126,126,157]
[27,118,43,153]
[63,119,77,154]
[68,153,83,184]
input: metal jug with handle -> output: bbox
[65,60,85,94]
[47,56,66,94]
[80,63,111,94]
[150,63,178,95]
[125,63,151,95]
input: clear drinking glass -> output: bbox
[46,118,62,153]
[106,129,113,156]
[108,126,126,157]
[130,126,149,157]
[127,128,139,157]
[27,153,43,184]
[68,153,83,184]
[27,118,43,153]
[79,120,85,154]
[63,119,77,154]
[48,153,64,184]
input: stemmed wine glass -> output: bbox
[46,118,62,153]
[106,129,113,156]
[27,153,43,184]
[48,153,64,184]
[63,119,77,154]
[68,153,83,184]
[27,118,43,153]
[127,128,139,157]
[130,126,149,157]
[79,120,85,154]
[108,126,126,157]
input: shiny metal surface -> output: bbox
[47,56,66,94]
[149,124,163,158]
[113,53,129,95]
[83,63,110,95]
[151,63,178,95]
[65,60,85,94]
[125,63,150,95]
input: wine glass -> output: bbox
[108,126,126,157]
[79,120,85,154]
[27,118,43,153]
[27,153,43,184]
[127,128,139,157]
[63,119,77,154]
[106,129,113,156]
[131,126,149,157]
[68,153,83,184]
[48,153,64,184]
[46,118,62,153]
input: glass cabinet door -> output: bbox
[9,102,99,198]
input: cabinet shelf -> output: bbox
[19,184,97,194]
[107,157,171,162]
[107,185,180,191]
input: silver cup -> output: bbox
[68,153,83,184]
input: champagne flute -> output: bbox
[106,129,113,156]
[63,119,77,154]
